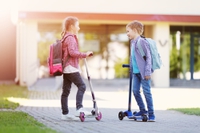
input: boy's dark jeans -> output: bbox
[61,72,86,114]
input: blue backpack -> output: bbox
[137,37,162,71]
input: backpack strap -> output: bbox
[61,34,72,43]
[61,35,72,69]
[137,38,146,58]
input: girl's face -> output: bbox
[71,21,80,35]
[126,27,136,40]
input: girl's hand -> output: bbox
[144,75,151,80]
[86,51,93,57]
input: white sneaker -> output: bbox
[61,114,79,120]
[75,108,92,117]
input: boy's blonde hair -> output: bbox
[126,20,144,35]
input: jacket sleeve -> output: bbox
[140,39,152,76]
[64,36,87,58]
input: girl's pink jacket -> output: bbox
[62,33,87,69]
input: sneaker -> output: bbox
[148,114,156,122]
[134,110,147,116]
[75,108,92,117]
[61,114,79,120]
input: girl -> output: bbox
[61,16,93,120]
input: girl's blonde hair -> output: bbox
[126,20,144,35]
[61,16,78,37]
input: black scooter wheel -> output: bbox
[142,115,148,122]
[118,111,125,120]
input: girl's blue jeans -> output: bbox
[132,73,154,115]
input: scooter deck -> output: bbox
[129,115,148,122]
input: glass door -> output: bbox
[190,34,200,80]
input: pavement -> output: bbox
[9,78,200,133]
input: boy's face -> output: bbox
[126,27,136,40]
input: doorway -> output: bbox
[190,34,200,80]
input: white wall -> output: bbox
[16,0,200,15]
[152,23,170,87]
[17,20,38,86]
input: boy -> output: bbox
[126,20,155,122]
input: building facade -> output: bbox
[1,0,200,87]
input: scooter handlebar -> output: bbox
[122,64,130,68]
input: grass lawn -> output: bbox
[169,108,200,116]
[0,84,28,109]
[0,84,57,133]
[0,111,56,133]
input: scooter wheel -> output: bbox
[142,115,148,122]
[118,111,125,120]
[95,111,102,121]
[79,112,85,122]
[91,110,95,115]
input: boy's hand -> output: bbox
[144,76,151,80]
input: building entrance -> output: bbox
[190,34,200,80]
[170,26,200,80]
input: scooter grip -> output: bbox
[122,64,130,68]
[89,53,93,56]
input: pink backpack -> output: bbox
[48,35,71,76]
